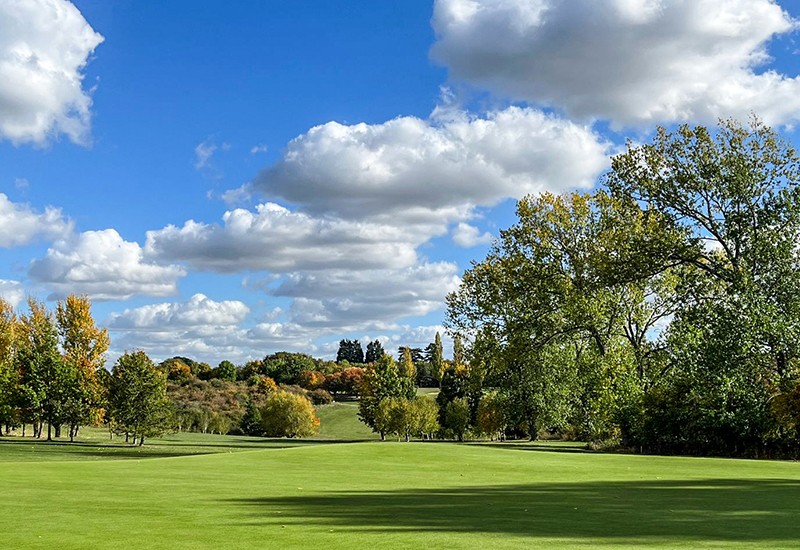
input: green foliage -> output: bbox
[239,398,263,436]
[109,350,172,445]
[260,391,319,438]
[358,355,409,439]
[213,360,238,382]
[476,392,506,440]
[444,397,470,441]
[263,352,316,385]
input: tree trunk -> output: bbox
[55,424,61,438]
[139,436,145,446]
[380,430,385,441]
[47,421,52,441]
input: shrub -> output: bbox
[260,391,320,438]
[307,388,333,405]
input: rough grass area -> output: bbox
[1,437,799,549]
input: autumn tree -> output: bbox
[0,298,18,434]
[56,294,109,440]
[260,391,319,438]
[16,298,66,440]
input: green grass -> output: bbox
[1,402,798,548]
[0,429,319,461]
[1,436,799,549]
[316,402,379,440]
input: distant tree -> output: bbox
[399,347,417,398]
[323,367,364,398]
[161,357,193,381]
[337,340,365,364]
[252,375,278,395]
[476,392,506,440]
[239,359,263,380]
[109,350,172,445]
[445,397,471,442]
[214,360,237,382]
[263,352,316,384]
[260,391,319,438]
[382,396,439,441]
[358,355,404,440]
[411,396,439,440]
[436,366,469,426]
[432,332,444,380]
[239,398,263,436]
[365,340,385,363]
[397,346,424,365]
[297,370,326,390]
[453,334,464,367]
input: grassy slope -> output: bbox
[1,440,799,549]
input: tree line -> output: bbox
[446,119,800,457]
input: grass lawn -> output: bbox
[1,434,799,549]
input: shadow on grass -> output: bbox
[0,434,363,461]
[227,478,800,544]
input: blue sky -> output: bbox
[1,0,799,366]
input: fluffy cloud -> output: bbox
[452,222,493,247]
[29,229,185,300]
[431,0,800,127]
[145,202,423,273]
[106,295,316,365]
[0,280,24,308]
[247,106,610,223]
[0,0,103,145]
[107,293,249,330]
[0,193,72,247]
[276,262,461,330]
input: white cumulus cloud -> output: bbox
[247,106,610,223]
[276,262,462,330]
[452,222,493,247]
[107,293,249,330]
[431,0,800,127]
[0,0,104,145]
[0,193,72,247]
[29,229,185,300]
[0,279,24,308]
[144,202,423,273]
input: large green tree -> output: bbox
[608,119,800,454]
[358,354,407,440]
[109,350,172,445]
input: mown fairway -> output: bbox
[1,433,799,549]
